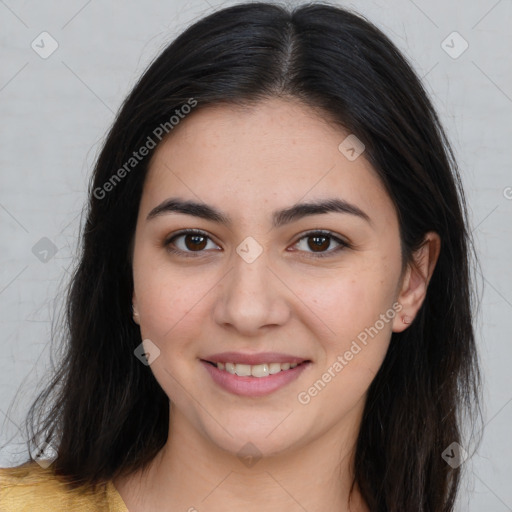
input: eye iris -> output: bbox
[185,234,207,251]
[308,235,330,252]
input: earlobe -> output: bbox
[392,232,441,333]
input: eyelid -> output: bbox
[164,228,350,257]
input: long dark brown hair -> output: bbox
[15,2,481,510]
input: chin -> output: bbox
[199,417,306,460]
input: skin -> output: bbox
[114,97,440,511]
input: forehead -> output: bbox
[140,98,397,230]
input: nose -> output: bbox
[212,250,291,336]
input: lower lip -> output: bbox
[200,360,311,397]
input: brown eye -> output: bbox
[183,233,208,251]
[293,231,349,258]
[307,234,331,252]
[165,229,220,256]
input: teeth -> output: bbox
[268,363,281,375]
[215,361,301,377]
[251,363,269,377]
[235,364,252,377]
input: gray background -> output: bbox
[0,0,511,510]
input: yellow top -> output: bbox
[0,462,129,512]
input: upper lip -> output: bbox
[202,352,310,365]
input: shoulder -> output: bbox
[0,462,128,512]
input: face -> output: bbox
[131,98,409,458]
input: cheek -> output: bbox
[300,264,398,340]
[295,260,400,396]
[298,269,397,411]
[133,256,216,347]
[134,267,214,398]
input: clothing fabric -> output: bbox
[0,462,128,512]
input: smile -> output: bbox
[200,359,312,397]
[211,361,299,378]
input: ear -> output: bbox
[392,232,441,332]
[132,292,140,325]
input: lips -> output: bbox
[201,358,311,397]
[199,351,312,396]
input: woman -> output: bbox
[0,2,481,511]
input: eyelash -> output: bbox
[164,229,350,259]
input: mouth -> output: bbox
[200,357,312,397]
[201,359,311,378]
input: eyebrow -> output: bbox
[146,197,371,228]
